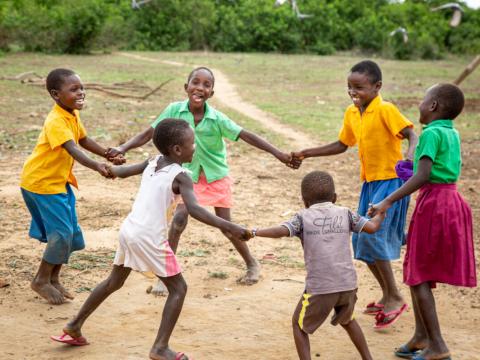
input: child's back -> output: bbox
[285,202,367,294]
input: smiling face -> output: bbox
[347,72,381,111]
[184,69,214,110]
[51,74,85,113]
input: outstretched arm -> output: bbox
[369,157,433,216]
[238,129,292,165]
[62,140,111,178]
[79,136,125,165]
[399,127,418,161]
[108,160,149,179]
[255,226,290,238]
[294,140,348,159]
[106,127,154,158]
[175,172,250,240]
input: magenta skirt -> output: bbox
[404,183,476,288]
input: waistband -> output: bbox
[421,183,457,191]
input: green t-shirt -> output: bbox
[151,100,243,183]
[413,119,461,183]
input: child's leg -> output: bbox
[292,317,311,360]
[366,262,386,304]
[150,273,188,360]
[167,204,189,253]
[51,264,74,300]
[374,259,404,312]
[341,319,373,360]
[410,283,450,358]
[31,259,65,305]
[398,286,428,353]
[215,207,260,285]
[64,265,131,338]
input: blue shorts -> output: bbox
[21,184,85,264]
[352,178,409,264]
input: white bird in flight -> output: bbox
[389,27,409,44]
[431,2,464,27]
[131,0,153,10]
[275,0,313,20]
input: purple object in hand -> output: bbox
[395,160,413,181]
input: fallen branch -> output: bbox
[1,71,172,100]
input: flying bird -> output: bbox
[389,27,409,44]
[431,2,464,27]
[274,0,313,20]
[131,0,153,10]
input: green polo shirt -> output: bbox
[414,119,461,183]
[151,100,243,183]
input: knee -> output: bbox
[171,278,187,299]
[172,211,188,232]
[105,276,125,293]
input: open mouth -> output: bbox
[191,93,204,102]
[75,98,85,106]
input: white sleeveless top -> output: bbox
[114,157,185,277]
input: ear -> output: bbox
[208,89,215,99]
[332,193,337,204]
[184,83,188,93]
[374,81,382,92]
[429,100,438,112]
[171,144,182,156]
[50,89,59,100]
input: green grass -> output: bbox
[1,51,478,157]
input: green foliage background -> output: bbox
[0,0,479,59]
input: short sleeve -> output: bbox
[348,210,369,233]
[338,110,356,147]
[217,113,242,141]
[416,129,439,162]
[282,213,303,239]
[45,117,75,150]
[151,103,175,128]
[381,103,413,138]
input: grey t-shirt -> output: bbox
[282,202,368,295]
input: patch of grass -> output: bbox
[67,251,115,271]
[178,249,211,257]
[208,271,228,279]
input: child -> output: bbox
[247,171,385,360]
[292,60,417,328]
[106,66,295,288]
[52,119,251,360]
[369,84,475,360]
[20,68,124,305]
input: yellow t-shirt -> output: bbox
[338,95,413,182]
[20,104,87,194]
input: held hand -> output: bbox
[287,151,303,169]
[277,151,292,165]
[367,199,391,217]
[110,154,126,165]
[97,163,114,179]
[105,147,124,160]
[225,223,252,242]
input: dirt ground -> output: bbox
[0,55,479,360]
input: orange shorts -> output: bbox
[180,173,233,208]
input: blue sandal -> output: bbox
[411,355,451,360]
[394,344,421,358]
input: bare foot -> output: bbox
[0,278,9,288]
[63,323,83,339]
[51,280,75,300]
[383,297,405,313]
[147,280,168,297]
[237,259,261,285]
[149,347,188,360]
[31,280,66,305]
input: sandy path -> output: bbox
[119,52,312,145]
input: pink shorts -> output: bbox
[180,173,233,208]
